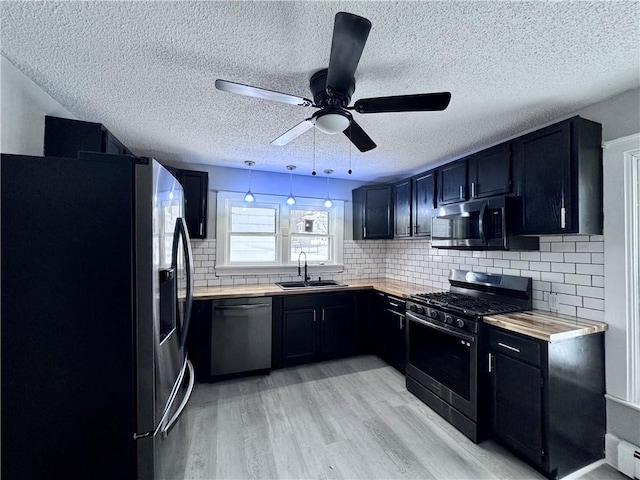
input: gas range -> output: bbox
[405,269,533,443]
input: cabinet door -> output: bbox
[513,122,571,234]
[179,170,209,239]
[282,308,318,366]
[393,180,412,238]
[387,309,406,373]
[413,171,436,236]
[321,303,355,359]
[438,160,467,205]
[490,351,544,467]
[468,143,512,199]
[364,185,393,239]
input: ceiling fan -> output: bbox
[215,12,451,153]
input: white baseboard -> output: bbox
[560,459,607,480]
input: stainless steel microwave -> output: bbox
[431,196,539,250]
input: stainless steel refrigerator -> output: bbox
[1,152,195,479]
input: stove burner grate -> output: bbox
[411,292,521,316]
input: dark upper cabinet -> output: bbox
[353,184,393,240]
[485,325,605,478]
[512,116,602,235]
[178,170,208,239]
[272,293,356,368]
[412,170,436,237]
[44,116,131,157]
[393,179,412,238]
[437,159,467,205]
[467,142,512,199]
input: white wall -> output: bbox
[0,55,76,155]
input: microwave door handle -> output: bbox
[478,204,488,245]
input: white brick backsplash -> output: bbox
[552,283,576,295]
[576,242,604,252]
[552,263,575,273]
[576,285,604,299]
[192,234,605,320]
[541,252,564,262]
[565,274,592,286]
[551,242,576,252]
[564,252,592,264]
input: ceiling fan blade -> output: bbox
[343,119,376,152]
[215,79,313,107]
[271,119,314,146]
[353,92,452,114]
[326,12,372,94]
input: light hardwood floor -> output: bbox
[182,355,611,480]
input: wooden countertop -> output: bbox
[483,310,607,342]
[193,277,440,300]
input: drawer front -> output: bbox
[488,328,541,366]
[386,295,406,313]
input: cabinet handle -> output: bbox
[400,315,404,330]
[389,302,400,307]
[471,182,476,198]
[414,225,418,235]
[199,222,204,236]
[459,185,464,200]
[363,227,367,238]
[560,207,566,229]
[488,352,493,373]
[313,311,317,323]
[498,342,521,353]
[322,310,325,322]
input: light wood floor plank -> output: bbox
[185,355,553,480]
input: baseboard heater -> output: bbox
[606,433,640,479]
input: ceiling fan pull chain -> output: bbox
[312,127,317,176]
[348,124,353,174]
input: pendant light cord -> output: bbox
[312,127,317,176]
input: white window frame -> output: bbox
[215,191,344,276]
[604,133,640,407]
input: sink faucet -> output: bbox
[297,251,309,282]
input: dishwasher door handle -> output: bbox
[214,303,272,310]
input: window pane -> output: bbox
[232,206,276,233]
[291,235,330,261]
[230,235,276,262]
[290,210,329,234]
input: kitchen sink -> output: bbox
[275,280,348,290]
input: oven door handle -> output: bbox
[406,311,475,343]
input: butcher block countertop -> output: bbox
[193,277,440,301]
[483,310,607,342]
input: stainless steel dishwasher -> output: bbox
[210,297,272,377]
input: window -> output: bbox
[216,192,344,275]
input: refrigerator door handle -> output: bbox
[174,217,194,348]
[161,359,195,438]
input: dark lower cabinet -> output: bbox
[485,325,605,479]
[373,292,406,373]
[490,351,543,466]
[273,292,356,368]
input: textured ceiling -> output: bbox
[1,1,639,181]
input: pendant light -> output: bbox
[323,169,333,208]
[286,165,296,205]
[243,160,255,202]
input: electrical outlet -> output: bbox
[549,293,559,311]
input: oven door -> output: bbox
[406,311,478,421]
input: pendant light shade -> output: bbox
[244,160,255,202]
[286,165,296,205]
[323,169,333,208]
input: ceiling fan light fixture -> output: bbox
[323,169,334,208]
[313,110,351,135]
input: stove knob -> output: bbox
[416,306,425,315]
[409,304,418,312]
[455,318,465,329]
[445,315,453,325]
[429,310,439,320]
